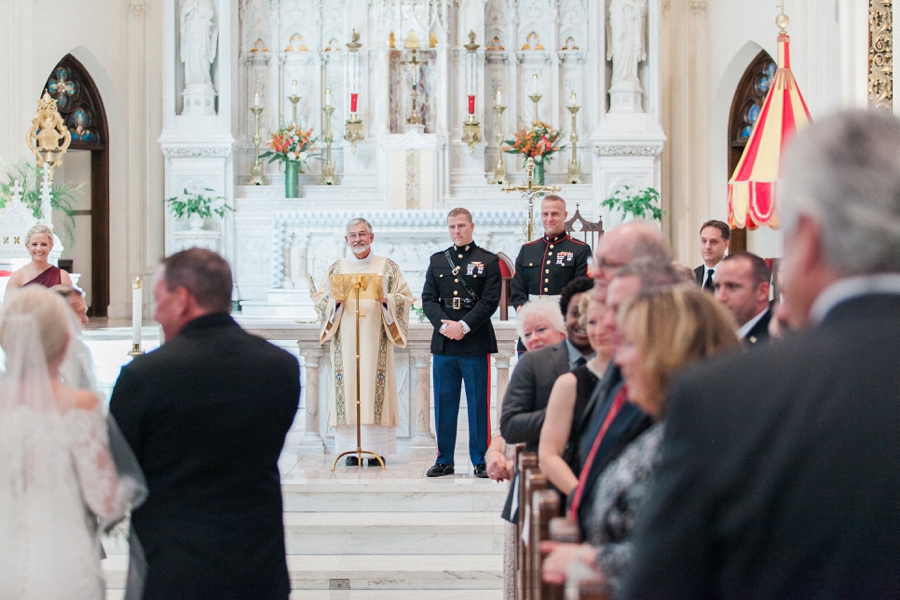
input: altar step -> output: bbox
[240,289,314,318]
[104,459,507,598]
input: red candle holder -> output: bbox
[350,93,359,113]
[467,95,475,115]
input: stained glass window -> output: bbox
[41,56,105,150]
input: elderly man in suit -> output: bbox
[713,251,772,344]
[110,248,300,600]
[622,110,900,598]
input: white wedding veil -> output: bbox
[0,286,148,599]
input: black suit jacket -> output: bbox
[693,264,705,286]
[499,340,571,452]
[622,293,900,600]
[743,306,772,344]
[109,314,300,600]
[422,242,501,355]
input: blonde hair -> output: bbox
[25,224,53,247]
[0,286,71,365]
[619,286,739,411]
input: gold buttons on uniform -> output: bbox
[453,291,458,296]
[546,260,551,265]
[545,278,549,283]
[454,278,458,283]
[544,287,549,292]
[439,274,443,278]
[548,252,553,256]
[549,244,555,249]
[458,254,463,259]
[545,269,550,273]
[529,263,533,267]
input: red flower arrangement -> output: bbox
[502,120,563,162]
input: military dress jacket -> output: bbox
[510,232,591,309]
[422,242,501,356]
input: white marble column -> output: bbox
[297,347,326,454]
[494,346,515,419]
[408,348,436,454]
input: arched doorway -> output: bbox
[41,55,109,317]
[726,50,776,253]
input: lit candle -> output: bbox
[532,73,538,95]
[496,88,502,107]
[350,92,359,113]
[325,88,332,108]
[132,277,142,348]
[253,91,260,107]
[569,92,577,108]
[291,80,298,96]
[468,95,475,115]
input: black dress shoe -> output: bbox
[345,456,360,466]
[426,463,455,477]
[474,464,488,478]
[367,456,386,467]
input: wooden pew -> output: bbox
[578,578,610,600]
[543,517,580,600]
[523,468,548,600]
[516,451,540,600]
[531,489,560,600]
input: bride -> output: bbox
[0,286,146,599]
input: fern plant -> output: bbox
[601,186,665,221]
[0,159,81,247]
[165,188,232,219]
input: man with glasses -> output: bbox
[312,218,414,467]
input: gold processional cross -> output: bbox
[401,49,424,125]
[502,157,561,241]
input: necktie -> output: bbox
[569,386,627,518]
[704,268,715,291]
[574,356,587,370]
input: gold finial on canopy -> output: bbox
[26,92,71,169]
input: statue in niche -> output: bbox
[180,0,218,87]
[606,0,647,90]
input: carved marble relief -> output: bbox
[869,0,893,110]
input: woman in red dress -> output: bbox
[6,224,73,293]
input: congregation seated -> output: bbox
[5,224,72,294]
[541,286,739,595]
[538,292,611,496]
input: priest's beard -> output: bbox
[351,243,371,258]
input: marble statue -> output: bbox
[180,0,218,87]
[606,0,647,90]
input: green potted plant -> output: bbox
[166,188,232,230]
[601,185,665,222]
[0,159,81,246]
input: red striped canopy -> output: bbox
[728,33,811,230]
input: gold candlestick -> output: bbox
[288,80,301,129]
[491,104,508,185]
[344,30,365,153]
[322,102,337,185]
[249,102,267,185]
[567,96,583,184]
[528,92,542,124]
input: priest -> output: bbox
[313,218,413,466]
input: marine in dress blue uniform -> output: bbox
[510,196,591,351]
[421,208,501,477]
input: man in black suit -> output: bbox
[110,248,300,600]
[622,110,900,598]
[713,251,772,345]
[693,219,730,291]
[422,208,501,478]
[500,276,594,453]
[510,195,591,351]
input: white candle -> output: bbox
[569,92,577,108]
[291,80,298,96]
[532,73,538,95]
[253,91,260,107]
[325,88,332,107]
[496,88,502,107]
[132,277,142,347]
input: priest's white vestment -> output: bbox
[312,253,413,456]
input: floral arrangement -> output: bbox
[166,187,232,219]
[261,125,317,170]
[601,186,665,221]
[502,120,563,162]
[411,297,426,322]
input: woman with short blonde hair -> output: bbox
[5,224,73,293]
